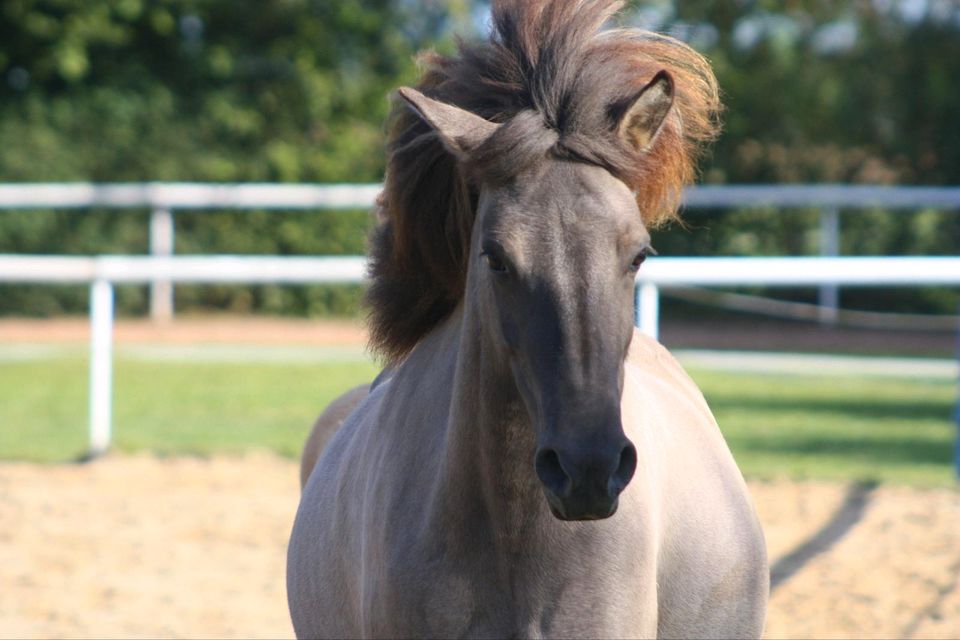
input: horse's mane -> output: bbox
[367,0,721,362]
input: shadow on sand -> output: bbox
[770,481,877,591]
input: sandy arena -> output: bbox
[0,453,957,639]
[2,318,958,637]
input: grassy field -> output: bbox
[1,350,956,486]
[0,352,379,461]
[698,370,957,486]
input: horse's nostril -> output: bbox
[535,448,572,498]
[609,443,637,495]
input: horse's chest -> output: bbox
[362,546,508,637]
[364,542,655,638]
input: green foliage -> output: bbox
[1,1,958,316]
[634,1,960,185]
[0,0,474,316]
[0,0,469,182]
[628,1,960,315]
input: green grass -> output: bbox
[0,355,379,462]
[0,354,956,487]
[694,370,958,487]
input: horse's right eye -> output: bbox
[482,252,508,273]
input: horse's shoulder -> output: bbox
[624,334,768,635]
[625,330,709,411]
[307,378,391,482]
[300,383,373,488]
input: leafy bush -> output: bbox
[1,1,957,317]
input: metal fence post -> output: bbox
[818,207,840,324]
[89,278,115,457]
[149,207,174,322]
[635,281,660,342]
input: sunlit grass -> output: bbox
[691,369,957,487]
[1,352,956,486]
[0,354,378,462]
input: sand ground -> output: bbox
[1,454,957,639]
[2,317,957,638]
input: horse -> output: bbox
[288,1,769,637]
[298,383,370,489]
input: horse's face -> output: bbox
[398,73,673,520]
[472,162,649,520]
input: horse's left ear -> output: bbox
[397,87,498,160]
[616,70,675,152]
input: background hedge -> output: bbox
[1,1,957,317]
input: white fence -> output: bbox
[3,182,960,322]
[2,253,959,457]
[0,182,380,321]
[1,183,959,457]
[0,254,366,456]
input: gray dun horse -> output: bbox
[287,1,769,637]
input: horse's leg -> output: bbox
[300,383,371,489]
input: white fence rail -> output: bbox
[0,182,383,209]
[2,254,367,283]
[3,182,957,209]
[0,182,380,321]
[3,182,960,323]
[1,253,959,457]
[1,183,959,460]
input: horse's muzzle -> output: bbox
[534,441,637,521]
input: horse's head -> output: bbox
[398,73,674,520]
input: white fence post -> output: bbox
[955,306,960,479]
[819,207,840,324]
[149,207,175,323]
[89,278,115,457]
[635,281,660,342]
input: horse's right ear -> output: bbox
[397,87,498,160]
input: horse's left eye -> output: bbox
[483,252,508,273]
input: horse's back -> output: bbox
[623,330,769,637]
[289,375,396,638]
[290,321,469,638]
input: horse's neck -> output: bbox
[429,305,547,548]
